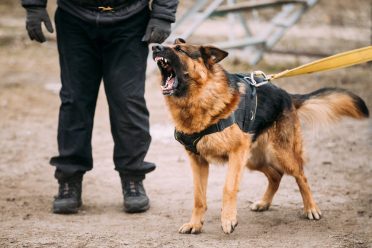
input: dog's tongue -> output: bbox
[161,76,175,92]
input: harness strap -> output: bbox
[174,115,235,154]
[235,73,260,133]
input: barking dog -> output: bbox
[152,39,369,234]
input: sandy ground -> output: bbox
[1,1,372,247]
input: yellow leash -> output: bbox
[269,46,372,80]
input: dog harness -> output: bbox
[174,71,269,154]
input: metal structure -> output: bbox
[167,0,318,65]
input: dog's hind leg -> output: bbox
[179,155,209,234]
[293,171,322,220]
[275,149,322,220]
[271,112,321,220]
[250,165,283,212]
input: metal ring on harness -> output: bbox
[246,70,269,87]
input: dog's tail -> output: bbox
[291,88,369,127]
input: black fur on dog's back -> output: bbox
[250,83,292,140]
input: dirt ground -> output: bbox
[1,1,371,248]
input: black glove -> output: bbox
[142,18,171,44]
[25,7,54,43]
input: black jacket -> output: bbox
[21,0,178,24]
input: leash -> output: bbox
[268,46,372,80]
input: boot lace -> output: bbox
[124,180,142,197]
[57,179,80,199]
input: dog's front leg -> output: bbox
[221,149,247,234]
[179,155,209,234]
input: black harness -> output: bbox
[174,72,269,154]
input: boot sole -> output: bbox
[53,206,80,214]
[124,203,150,213]
[53,202,82,214]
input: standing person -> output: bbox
[21,0,178,214]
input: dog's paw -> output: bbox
[221,218,238,234]
[305,207,322,220]
[250,201,270,212]
[178,222,203,234]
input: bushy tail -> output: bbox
[291,87,369,128]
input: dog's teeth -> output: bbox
[164,58,168,63]
[155,57,165,62]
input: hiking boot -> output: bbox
[53,173,83,214]
[120,175,150,213]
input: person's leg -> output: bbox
[101,8,155,212]
[51,8,102,175]
[51,8,102,213]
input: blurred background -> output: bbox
[0,1,371,247]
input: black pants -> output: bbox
[50,7,154,179]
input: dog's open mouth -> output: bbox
[154,56,178,95]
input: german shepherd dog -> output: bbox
[152,39,369,234]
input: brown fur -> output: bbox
[155,41,369,234]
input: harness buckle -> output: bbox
[98,6,114,12]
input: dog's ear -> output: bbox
[174,38,186,44]
[200,46,228,65]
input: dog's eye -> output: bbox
[175,45,188,55]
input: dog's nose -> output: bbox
[152,44,164,52]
